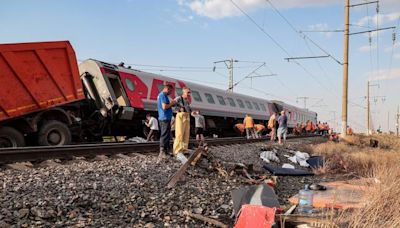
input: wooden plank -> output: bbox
[166,146,205,188]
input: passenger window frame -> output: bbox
[260,103,267,111]
[253,102,260,111]
[204,93,216,104]
[216,95,226,105]
[237,99,245,108]
[227,97,236,107]
[191,91,203,102]
[245,101,253,109]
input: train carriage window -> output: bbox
[191,91,202,102]
[157,84,164,92]
[245,101,253,109]
[237,99,245,108]
[227,98,236,107]
[217,95,226,105]
[205,93,215,104]
[253,102,260,110]
[176,88,183,96]
[125,78,135,91]
[260,104,267,111]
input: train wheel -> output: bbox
[0,127,25,148]
[38,120,71,146]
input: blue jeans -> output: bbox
[159,120,171,151]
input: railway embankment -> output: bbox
[1,135,399,227]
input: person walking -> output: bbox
[144,114,159,141]
[173,87,192,164]
[157,84,176,161]
[268,112,277,141]
[277,110,288,145]
[191,110,206,145]
[243,114,255,139]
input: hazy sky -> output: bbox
[1,0,399,133]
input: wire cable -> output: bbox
[265,0,343,65]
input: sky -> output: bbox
[1,0,399,133]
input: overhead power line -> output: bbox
[265,0,343,65]
[230,0,337,96]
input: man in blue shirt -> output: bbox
[277,110,288,145]
[157,84,176,161]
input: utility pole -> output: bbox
[341,0,350,137]
[297,97,309,109]
[228,59,234,92]
[213,59,238,92]
[366,81,379,135]
[340,1,392,137]
[366,81,370,135]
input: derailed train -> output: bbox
[80,59,318,136]
[0,41,317,147]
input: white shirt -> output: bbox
[148,117,159,131]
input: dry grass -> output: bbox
[303,135,400,177]
[302,134,400,227]
[336,166,400,227]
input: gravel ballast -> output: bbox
[0,138,339,227]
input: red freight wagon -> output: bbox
[0,41,84,121]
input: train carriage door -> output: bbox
[104,73,130,107]
[118,71,148,109]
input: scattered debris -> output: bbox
[307,183,327,191]
[0,138,340,226]
[282,163,295,169]
[127,136,147,143]
[289,179,370,209]
[235,205,276,228]
[284,205,297,215]
[166,146,207,188]
[307,156,324,169]
[260,151,280,163]
[231,184,280,217]
[286,151,310,167]
[264,164,314,176]
[183,210,228,228]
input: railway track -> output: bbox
[0,135,318,164]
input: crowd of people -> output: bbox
[292,121,332,136]
[151,84,206,164]
[143,83,351,163]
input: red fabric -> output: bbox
[235,205,276,228]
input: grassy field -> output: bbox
[301,134,400,227]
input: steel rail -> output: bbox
[0,135,317,164]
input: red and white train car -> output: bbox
[79,59,317,136]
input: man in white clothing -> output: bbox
[145,114,159,141]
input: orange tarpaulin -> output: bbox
[289,179,372,209]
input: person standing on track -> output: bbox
[173,87,192,164]
[144,114,159,141]
[243,114,255,139]
[191,110,206,145]
[277,110,288,145]
[157,84,176,161]
[268,112,277,141]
